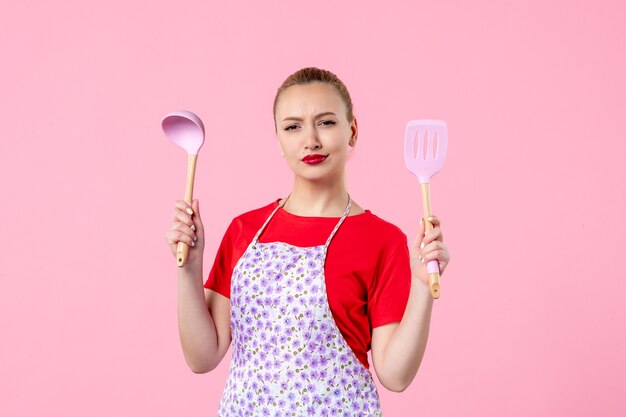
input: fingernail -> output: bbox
[191,240,195,247]
[186,208,194,215]
[420,218,423,225]
[193,236,197,242]
[191,224,196,231]
[427,216,434,222]
[420,242,425,249]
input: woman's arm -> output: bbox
[177,262,231,373]
[370,280,432,392]
[370,215,450,392]
[167,199,231,373]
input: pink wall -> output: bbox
[1,1,624,416]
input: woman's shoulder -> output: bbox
[230,198,280,225]
[349,210,408,245]
[218,199,280,240]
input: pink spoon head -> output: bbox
[161,110,205,155]
[404,119,448,183]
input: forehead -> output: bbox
[275,82,346,119]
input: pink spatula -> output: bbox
[162,110,205,267]
[404,120,448,299]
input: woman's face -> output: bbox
[274,82,357,183]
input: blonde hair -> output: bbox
[273,67,354,126]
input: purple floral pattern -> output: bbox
[217,201,382,417]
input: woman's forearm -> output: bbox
[378,279,433,391]
[177,261,219,373]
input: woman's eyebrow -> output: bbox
[281,112,337,122]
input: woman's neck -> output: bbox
[283,176,350,217]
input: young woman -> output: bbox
[166,67,450,416]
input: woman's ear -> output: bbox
[349,117,358,147]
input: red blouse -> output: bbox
[204,199,411,369]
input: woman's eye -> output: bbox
[319,120,336,126]
[285,125,298,131]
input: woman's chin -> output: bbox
[293,169,344,184]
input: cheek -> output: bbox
[332,136,351,153]
[281,141,299,156]
[277,136,293,151]
[280,143,302,166]
[320,131,347,149]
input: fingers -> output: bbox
[420,241,447,260]
[414,214,445,263]
[191,199,204,233]
[426,215,440,227]
[421,215,443,246]
[421,245,450,275]
[165,221,196,246]
[172,206,196,235]
[167,200,203,246]
[165,228,196,248]
[173,200,195,216]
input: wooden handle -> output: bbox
[177,154,198,268]
[420,182,440,299]
[176,241,189,267]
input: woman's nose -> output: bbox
[304,128,321,150]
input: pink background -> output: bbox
[1,1,624,416]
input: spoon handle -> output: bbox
[420,182,440,299]
[177,154,198,267]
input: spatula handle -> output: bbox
[420,182,440,299]
[177,154,198,267]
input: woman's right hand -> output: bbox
[165,199,205,267]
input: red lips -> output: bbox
[301,154,328,165]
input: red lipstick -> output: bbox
[301,154,328,165]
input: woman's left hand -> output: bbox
[410,215,450,286]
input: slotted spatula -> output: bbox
[404,120,448,299]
